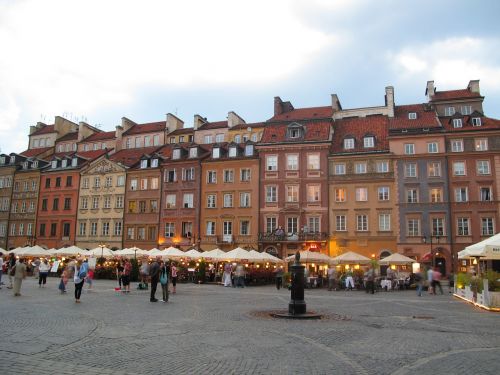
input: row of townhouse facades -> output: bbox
[0,79,499,275]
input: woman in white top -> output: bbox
[38,259,51,287]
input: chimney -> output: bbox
[166,113,184,134]
[273,96,294,117]
[29,125,38,135]
[193,114,206,130]
[115,126,123,151]
[227,111,246,128]
[385,86,395,118]
[121,117,136,132]
[467,79,480,94]
[331,94,342,112]
[425,80,435,101]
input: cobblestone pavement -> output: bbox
[0,278,499,375]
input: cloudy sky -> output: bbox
[1,0,499,153]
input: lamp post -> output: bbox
[98,242,107,259]
[422,235,440,268]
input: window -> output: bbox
[103,196,111,209]
[286,185,299,202]
[266,186,277,203]
[455,187,468,202]
[287,217,298,234]
[451,139,463,152]
[481,218,494,236]
[21,201,26,213]
[307,185,320,202]
[0,224,5,237]
[475,139,488,151]
[182,222,192,237]
[240,192,250,207]
[428,162,441,177]
[228,147,237,158]
[126,227,135,240]
[61,159,67,168]
[165,169,176,182]
[245,144,254,156]
[334,163,346,175]
[461,105,472,115]
[223,221,233,236]
[335,188,346,202]
[378,187,389,201]
[104,176,112,187]
[363,136,374,148]
[266,155,278,171]
[53,198,59,210]
[376,161,389,173]
[140,159,148,168]
[289,127,301,138]
[29,201,35,212]
[164,222,175,238]
[81,197,88,209]
[207,171,217,184]
[102,222,110,236]
[82,178,88,189]
[137,227,146,240]
[457,218,469,236]
[406,189,418,203]
[240,168,251,182]
[206,221,216,236]
[308,217,320,232]
[223,193,233,208]
[93,143,99,151]
[12,202,18,213]
[135,137,141,148]
[114,221,122,236]
[266,217,277,233]
[405,163,417,177]
[79,222,86,236]
[356,215,368,231]
[140,178,148,190]
[50,223,57,236]
[480,187,492,202]
[51,160,57,169]
[144,136,151,147]
[432,218,444,236]
[116,196,124,208]
[215,133,224,143]
[404,143,415,155]
[41,199,48,211]
[212,148,220,158]
[138,201,146,213]
[206,194,216,208]
[172,149,181,159]
[355,187,368,201]
[94,177,100,188]
[153,135,160,146]
[336,215,346,231]
[472,117,482,127]
[64,198,71,210]
[92,197,99,209]
[286,154,298,170]
[407,219,420,236]
[344,138,354,149]
[452,118,463,128]
[453,162,466,176]
[307,154,320,170]
[444,106,455,116]
[234,135,241,143]
[477,160,490,175]
[354,163,367,174]
[151,177,159,189]
[223,169,234,183]
[430,188,442,203]
[408,112,417,120]
[427,142,438,153]
[166,194,176,208]
[10,223,15,236]
[189,147,198,158]
[379,214,390,231]
[55,177,61,188]
[66,176,73,187]
[117,175,125,186]
[183,193,194,208]
[240,220,250,235]
[204,135,212,144]
[169,137,176,144]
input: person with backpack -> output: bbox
[159,260,170,302]
[149,257,160,302]
[74,260,86,303]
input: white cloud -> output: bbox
[0,0,336,151]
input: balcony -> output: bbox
[258,232,328,242]
[201,235,234,245]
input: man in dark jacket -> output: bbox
[149,258,160,302]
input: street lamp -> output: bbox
[98,242,107,259]
[422,235,440,268]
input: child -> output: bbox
[59,269,68,293]
[86,268,94,290]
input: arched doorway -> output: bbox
[434,247,447,276]
[379,250,391,276]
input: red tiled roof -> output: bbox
[30,124,55,136]
[197,120,228,130]
[155,144,173,158]
[76,149,111,160]
[269,106,332,121]
[430,89,482,101]
[260,120,332,143]
[123,121,165,136]
[109,146,163,167]
[389,104,441,130]
[440,115,500,132]
[230,122,266,130]
[53,151,75,158]
[20,147,52,157]
[168,128,194,136]
[83,131,116,142]
[332,115,389,154]
[57,132,78,142]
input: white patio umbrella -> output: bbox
[285,250,332,263]
[47,248,58,255]
[149,248,168,258]
[223,247,259,262]
[162,246,186,258]
[88,246,115,258]
[379,253,416,265]
[9,246,28,255]
[259,251,285,264]
[458,233,500,260]
[53,245,87,256]
[330,251,371,265]
[0,248,7,255]
[200,248,226,260]
[17,245,51,258]
[184,249,202,259]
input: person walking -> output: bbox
[159,261,170,302]
[327,265,337,291]
[32,257,41,279]
[59,267,68,294]
[38,258,50,287]
[345,269,355,290]
[223,263,232,287]
[365,267,375,294]
[122,259,131,293]
[426,267,434,295]
[415,269,424,297]
[12,257,27,296]
[86,267,94,290]
[7,253,16,289]
[170,262,178,294]
[149,258,160,302]
[432,267,443,295]
[73,260,85,303]
[235,264,245,288]
[116,261,124,290]
[140,260,150,289]
[275,267,283,290]
[0,254,4,289]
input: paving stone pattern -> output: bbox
[0,278,499,374]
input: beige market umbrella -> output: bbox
[223,247,260,262]
[285,250,332,263]
[330,251,371,265]
[379,253,416,265]
[162,246,186,258]
[9,246,27,255]
[200,248,226,260]
[53,246,87,257]
[88,246,115,258]
[184,249,202,259]
[0,248,7,255]
[17,245,51,258]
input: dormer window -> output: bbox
[408,112,417,120]
[172,149,181,160]
[179,136,185,143]
[32,161,38,169]
[453,119,463,128]
[461,105,472,115]
[62,160,67,168]
[472,117,482,127]
[189,147,198,158]
[445,106,455,116]
[363,136,375,148]
[9,156,15,164]
[140,160,148,168]
[71,158,77,167]
[242,134,249,142]
[212,147,220,159]
[51,160,57,169]
[287,124,303,139]
[229,146,237,158]
[245,144,254,156]
[234,135,241,143]
[344,138,355,150]
[22,162,28,169]
[0,156,5,164]
[151,159,158,168]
